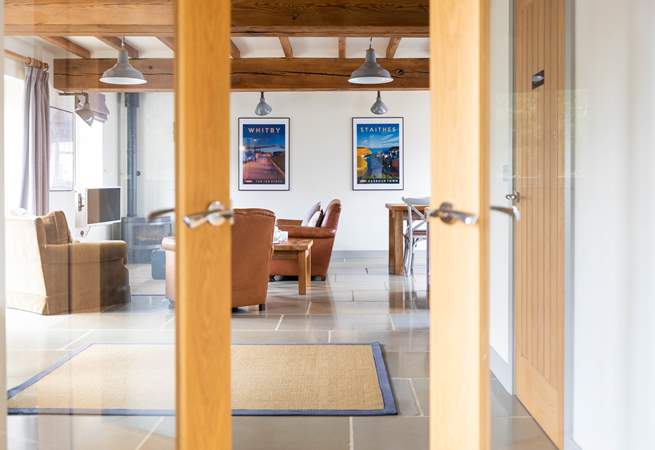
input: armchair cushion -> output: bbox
[279,225,336,240]
[301,202,322,226]
[69,241,128,264]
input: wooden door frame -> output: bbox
[176,0,232,448]
[429,0,490,449]
[175,0,492,448]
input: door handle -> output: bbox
[147,201,234,229]
[428,202,479,225]
[491,205,521,221]
[183,201,234,229]
[505,191,520,203]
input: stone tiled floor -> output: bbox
[5,256,556,449]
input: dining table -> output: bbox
[385,203,429,275]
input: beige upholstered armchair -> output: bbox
[5,211,130,315]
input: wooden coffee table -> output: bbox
[272,239,313,295]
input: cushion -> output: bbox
[306,209,323,227]
[41,211,71,245]
[301,202,321,226]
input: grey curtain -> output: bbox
[20,66,50,215]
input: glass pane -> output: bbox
[3,4,176,446]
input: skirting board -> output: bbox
[490,346,513,394]
[332,250,427,260]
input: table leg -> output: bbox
[306,249,312,286]
[298,250,308,295]
[388,210,405,275]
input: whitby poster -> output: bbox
[238,118,290,191]
[352,117,404,190]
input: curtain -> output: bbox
[20,66,50,215]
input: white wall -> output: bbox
[138,93,175,215]
[134,91,431,251]
[230,91,431,251]
[573,0,655,448]
[488,0,514,392]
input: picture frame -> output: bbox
[352,117,404,191]
[238,117,290,191]
[49,107,75,191]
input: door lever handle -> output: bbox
[147,208,175,222]
[491,205,521,221]
[147,201,234,229]
[428,202,479,225]
[183,201,234,229]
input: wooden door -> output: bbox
[514,0,565,447]
[429,0,490,449]
[177,0,232,448]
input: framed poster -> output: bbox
[49,107,75,191]
[238,117,290,191]
[352,117,404,191]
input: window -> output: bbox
[49,106,75,191]
[3,74,25,212]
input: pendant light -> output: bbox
[254,92,272,116]
[370,91,388,115]
[349,38,393,85]
[100,38,147,85]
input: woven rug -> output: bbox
[8,343,396,416]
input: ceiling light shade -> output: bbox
[370,91,388,115]
[100,45,147,85]
[349,41,393,85]
[254,92,272,116]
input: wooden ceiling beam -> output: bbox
[231,40,241,58]
[39,36,91,58]
[96,37,139,58]
[386,37,401,59]
[158,36,175,51]
[6,0,428,37]
[53,57,429,92]
[279,37,293,58]
[338,37,346,58]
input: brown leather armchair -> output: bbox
[271,199,341,279]
[6,211,130,315]
[162,208,275,309]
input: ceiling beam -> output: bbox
[231,40,241,58]
[96,37,139,58]
[53,57,429,92]
[6,0,174,36]
[279,37,293,58]
[338,37,346,58]
[158,36,175,51]
[39,36,91,58]
[6,0,428,36]
[386,37,401,59]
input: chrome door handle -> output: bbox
[491,205,521,221]
[147,208,175,222]
[183,201,234,229]
[428,202,478,225]
[505,191,520,203]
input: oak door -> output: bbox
[514,0,566,447]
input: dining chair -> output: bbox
[402,196,430,275]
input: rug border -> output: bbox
[7,342,397,417]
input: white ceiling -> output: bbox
[8,36,429,59]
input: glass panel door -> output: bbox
[3,4,177,447]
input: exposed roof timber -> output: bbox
[5,0,428,36]
[338,37,346,58]
[96,36,139,58]
[53,57,429,92]
[39,36,91,58]
[231,40,241,59]
[386,37,401,59]
[279,37,293,58]
[157,36,175,51]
